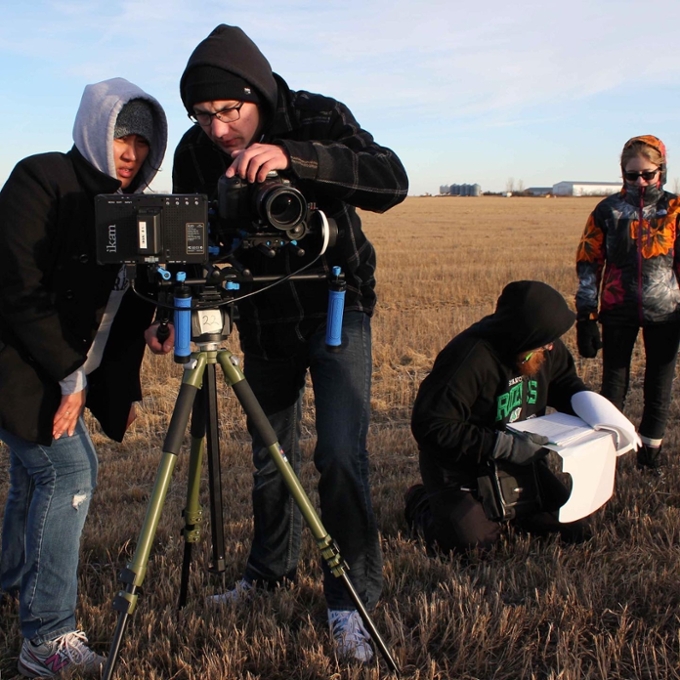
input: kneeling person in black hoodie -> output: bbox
[408,280,593,555]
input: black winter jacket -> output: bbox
[411,281,586,481]
[0,148,154,444]
[174,25,409,359]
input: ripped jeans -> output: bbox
[0,419,98,643]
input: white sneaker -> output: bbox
[207,578,253,605]
[328,609,374,663]
[18,630,105,678]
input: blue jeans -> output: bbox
[242,312,383,610]
[0,419,98,643]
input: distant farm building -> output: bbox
[439,183,482,197]
[552,181,620,197]
[526,187,552,196]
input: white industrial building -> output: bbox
[439,183,482,196]
[552,181,620,197]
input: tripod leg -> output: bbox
[178,360,228,607]
[178,428,204,609]
[102,355,206,680]
[216,351,400,675]
[203,358,228,575]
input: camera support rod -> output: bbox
[101,345,400,678]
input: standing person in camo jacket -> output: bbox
[152,23,408,663]
[576,135,680,473]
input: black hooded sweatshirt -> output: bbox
[173,24,409,359]
[411,281,586,478]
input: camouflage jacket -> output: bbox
[575,190,680,325]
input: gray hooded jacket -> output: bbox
[73,76,167,192]
[0,78,167,443]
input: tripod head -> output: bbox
[152,265,242,362]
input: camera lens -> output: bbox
[262,186,306,230]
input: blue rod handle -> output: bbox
[326,266,346,351]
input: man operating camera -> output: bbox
[150,24,408,663]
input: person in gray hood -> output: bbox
[0,77,167,678]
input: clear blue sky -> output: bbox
[2,0,680,195]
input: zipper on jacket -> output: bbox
[637,191,645,324]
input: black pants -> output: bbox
[601,321,680,445]
[406,451,587,555]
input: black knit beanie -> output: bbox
[494,280,576,352]
[114,99,154,141]
[182,65,261,110]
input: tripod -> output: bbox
[101,295,400,678]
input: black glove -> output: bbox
[576,318,602,358]
[492,430,550,466]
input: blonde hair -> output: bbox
[621,141,664,169]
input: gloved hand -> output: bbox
[492,430,550,466]
[576,318,602,358]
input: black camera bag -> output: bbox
[476,459,543,522]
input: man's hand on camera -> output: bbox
[53,391,86,440]
[226,144,290,184]
[492,429,550,466]
[145,322,175,355]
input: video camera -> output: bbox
[215,172,310,251]
[94,174,345,359]
[94,172,323,266]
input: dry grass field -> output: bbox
[2,196,680,679]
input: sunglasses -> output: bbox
[623,168,659,182]
[521,343,554,364]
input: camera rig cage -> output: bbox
[93,184,342,353]
[94,172,328,268]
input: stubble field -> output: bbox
[2,196,680,679]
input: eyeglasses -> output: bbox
[623,168,659,182]
[188,102,244,127]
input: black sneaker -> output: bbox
[516,511,592,544]
[636,444,664,475]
